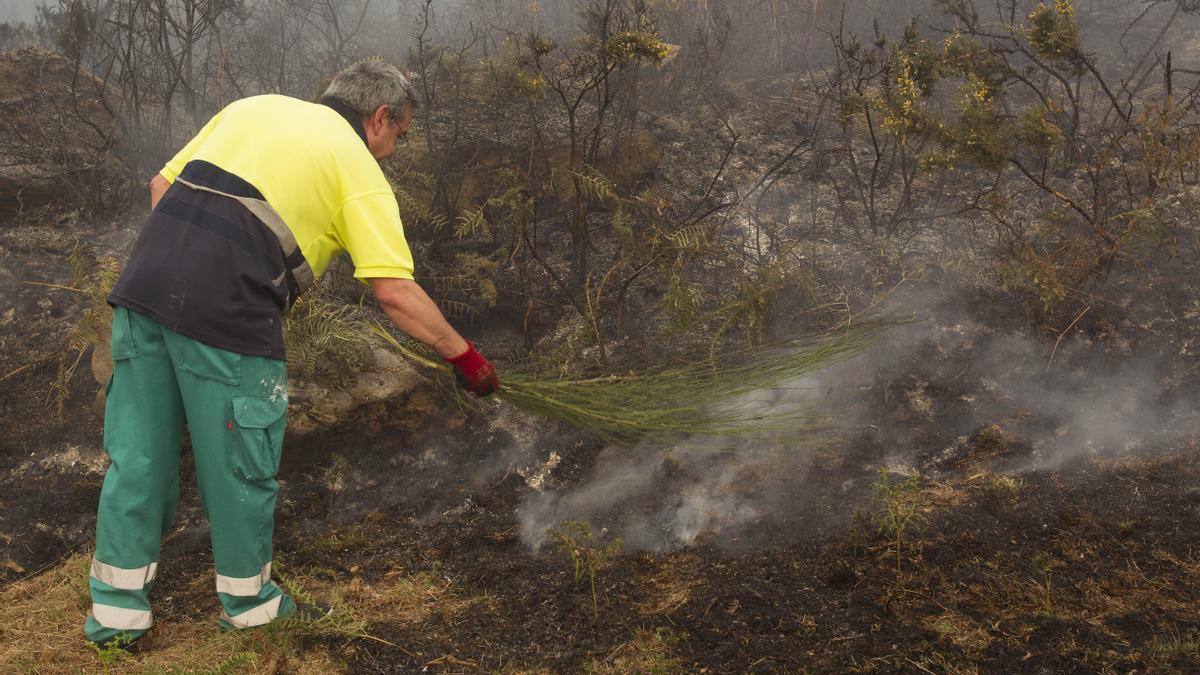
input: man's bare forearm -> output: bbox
[368,277,469,359]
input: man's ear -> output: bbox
[367,104,391,131]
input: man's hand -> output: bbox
[445,341,499,396]
[150,174,170,211]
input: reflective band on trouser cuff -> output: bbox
[90,559,158,590]
[219,594,282,629]
[91,604,153,630]
[215,562,272,596]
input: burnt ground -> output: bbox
[19,406,1194,673]
[4,166,1200,672]
[294,436,1200,673]
[3,216,1200,672]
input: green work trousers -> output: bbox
[85,306,296,644]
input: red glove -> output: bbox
[445,341,499,396]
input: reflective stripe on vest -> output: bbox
[216,563,272,596]
[90,559,158,590]
[91,604,153,630]
[220,594,282,629]
[174,177,315,299]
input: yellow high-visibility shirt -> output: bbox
[160,94,414,281]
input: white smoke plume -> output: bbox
[517,283,1200,552]
[518,440,806,552]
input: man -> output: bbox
[84,60,499,647]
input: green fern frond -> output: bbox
[555,166,618,203]
[426,212,450,233]
[418,275,482,293]
[394,188,423,219]
[283,299,367,385]
[395,167,435,188]
[439,299,480,322]
[666,223,710,250]
[454,207,489,239]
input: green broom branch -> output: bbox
[369,319,910,443]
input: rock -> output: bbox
[90,331,112,387]
[285,344,426,439]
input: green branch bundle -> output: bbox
[371,321,903,443]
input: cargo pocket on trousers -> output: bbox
[110,306,139,361]
[230,395,288,481]
[102,308,138,455]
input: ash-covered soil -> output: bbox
[3,215,1200,672]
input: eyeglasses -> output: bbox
[390,115,409,146]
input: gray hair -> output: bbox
[322,60,420,119]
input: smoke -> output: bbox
[829,286,1200,472]
[517,368,838,552]
[517,281,1200,553]
[518,439,809,553]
